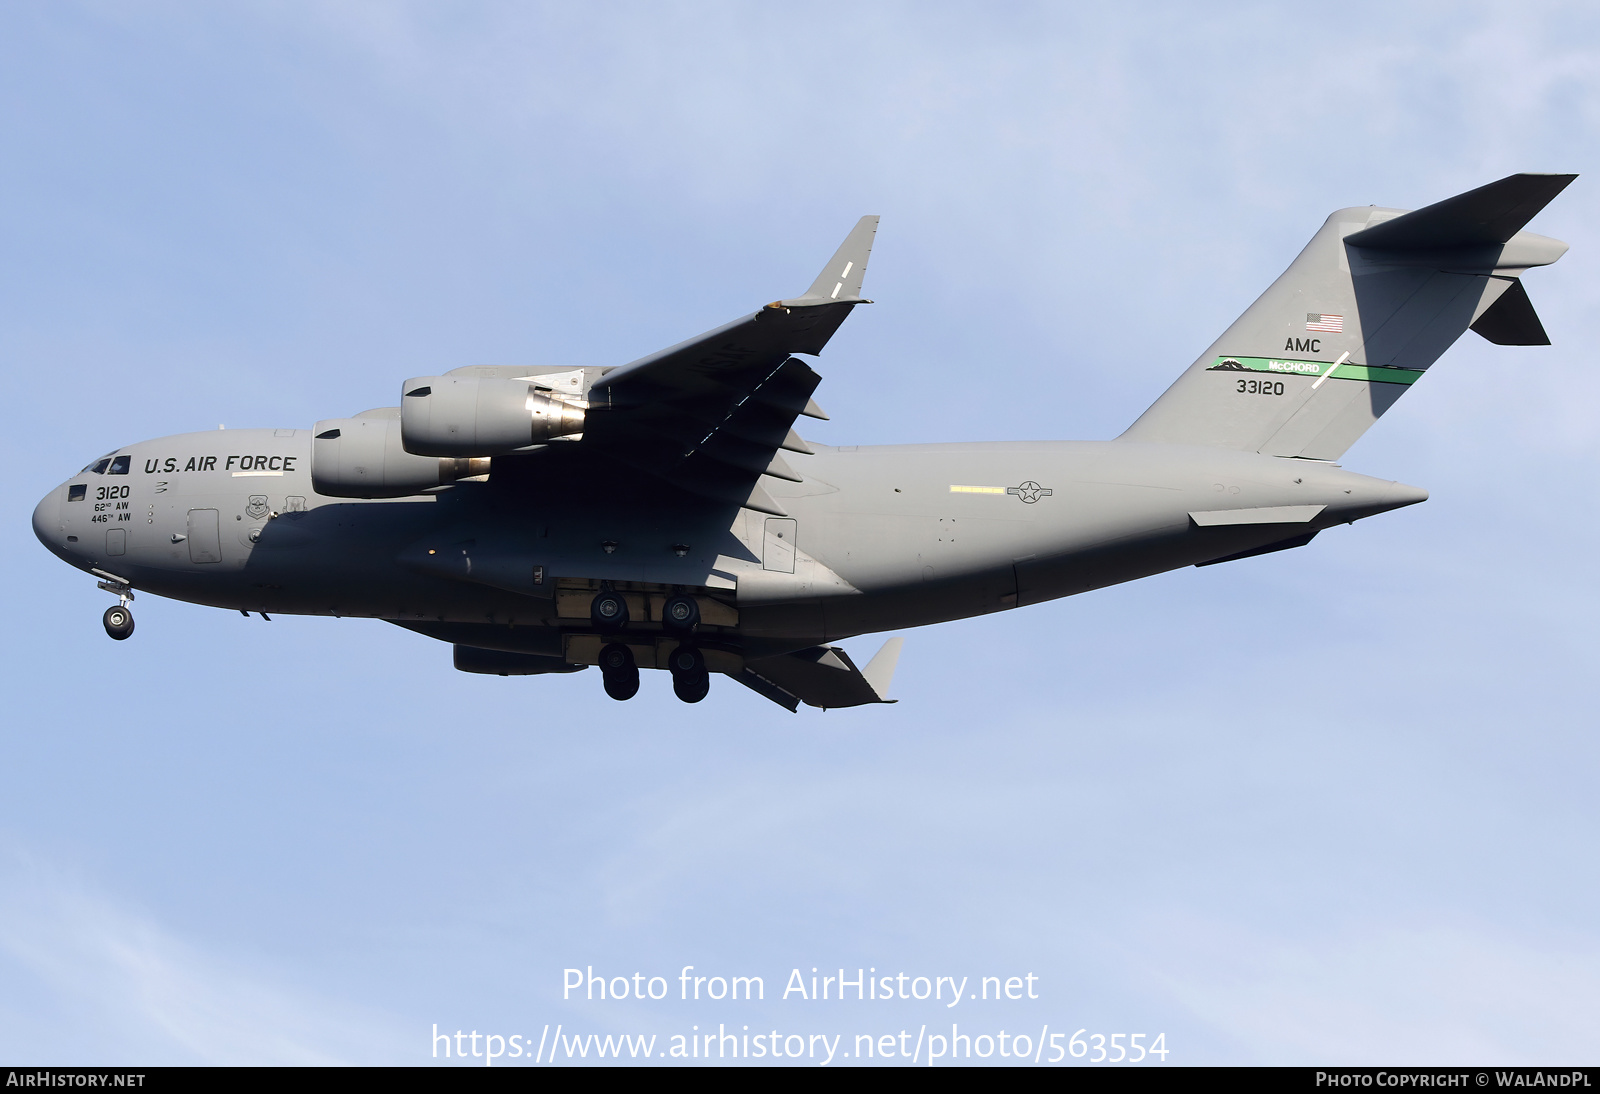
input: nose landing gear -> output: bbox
[599,642,640,701]
[94,572,135,641]
[668,643,710,704]
[102,604,134,641]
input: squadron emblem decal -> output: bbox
[1007,481,1053,504]
[246,495,270,519]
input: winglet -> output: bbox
[780,215,879,306]
[861,636,904,701]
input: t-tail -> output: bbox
[1121,173,1575,459]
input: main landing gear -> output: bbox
[599,642,710,703]
[590,584,629,633]
[667,644,710,704]
[599,642,640,701]
[590,586,711,703]
[662,594,700,633]
[662,593,708,702]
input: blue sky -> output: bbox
[2,1,1598,1065]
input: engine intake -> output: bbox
[400,375,585,457]
[311,412,490,498]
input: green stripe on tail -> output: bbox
[1206,356,1423,385]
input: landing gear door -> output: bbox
[762,518,797,573]
[187,508,222,564]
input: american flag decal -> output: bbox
[1306,313,1344,333]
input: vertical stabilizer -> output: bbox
[1121,174,1574,459]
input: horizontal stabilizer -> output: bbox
[1344,173,1576,250]
[1471,278,1550,345]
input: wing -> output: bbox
[580,216,879,515]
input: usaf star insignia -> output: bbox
[1007,481,1053,504]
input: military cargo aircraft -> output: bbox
[32,173,1573,710]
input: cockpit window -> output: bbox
[67,484,87,502]
[108,454,130,475]
[85,458,111,475]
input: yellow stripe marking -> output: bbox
[949,485,1006,494]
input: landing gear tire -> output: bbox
[672,671,710,704]
[662,594,700,634]
[599,642,639,701]
[667,644,705,676]
[591,587,629,633]
[103,605,134,641]
[668,644,710,704]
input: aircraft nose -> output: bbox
[32,488,60,549]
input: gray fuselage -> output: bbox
[33,428,1424,659]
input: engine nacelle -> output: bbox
[399,375,585,457]
[311,411,490,498]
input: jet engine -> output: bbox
[311,411,489,498]
[399,375,585,458]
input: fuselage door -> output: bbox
[187,508,222,564]
[763,518,797,573]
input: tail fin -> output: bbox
[1121,173,1575,459]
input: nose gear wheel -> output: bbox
[103,605,134,641]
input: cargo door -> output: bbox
[187,508,222,564]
